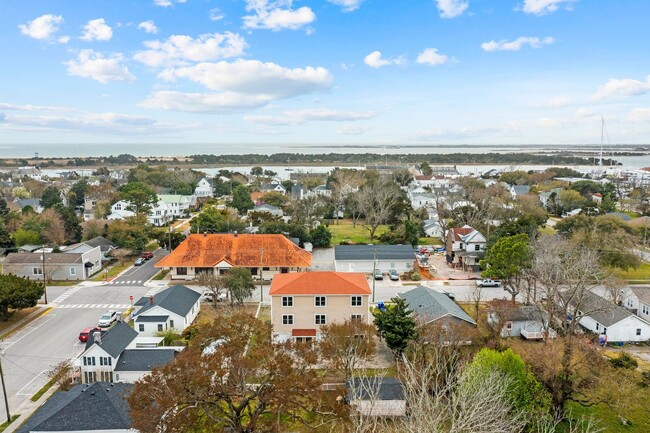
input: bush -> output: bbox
[410,272,421,281]
[610,352,638,369]
[640,370,650,388]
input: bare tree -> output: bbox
[535,413,604,433]
[109,248,131,266]
[356,179,402,240]
[196,272,227,307]
[468,283,483,321]
[41,208,66,245]
[319,319,377,379]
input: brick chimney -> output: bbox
[149,296,154,305]
[93,331,102,344]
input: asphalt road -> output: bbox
[0,256,168,421]
[103,249,168,286]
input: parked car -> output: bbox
[141,251,154,260]
[134,258,146,266]
[202,291,227,303]
[78,326,102,342]
[374,269,384,280]
[433,246,446,253]
[442,291,456,300]
[389,269,400,281]
[477,279,501,288]
[98,310,118,328]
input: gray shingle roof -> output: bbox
[574,291,634,327]
[346,377,405,401]
[85,322,138,358]
[399,285,476,325]
[84,236,116,251]
[15,382,132,433]
[114,349,177,372]
[134,284,200,318]
[335,245,415,261]
[135,315,169,323]
[4,252,82,265]
[630,286,650,305]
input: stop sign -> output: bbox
[129,295,134,301]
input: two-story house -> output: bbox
[623,286,650,322]
[132,284,201,337]
[158,194,196,218]
[269,271,372,342]
[194,177,214,198]
[107,200,136,220]
[445,225,486,271]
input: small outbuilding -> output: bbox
[334,245,414,273]
[346,377,406,417]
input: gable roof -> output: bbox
[346,377,405,401]
[15,198,41,208]
[512,185,531,195]
[84,236,116,251]
[571,291,636,327]
[449,225,485,244]
[334,245,414,261]
[16,382,132,433]
[134,284,201,318]
[114,349,178,372]
[85,322,138,358]
[270,272,371,296]
[156,234,312,268]
[4,252,83,265]
[630,286,650,305]
[399,285,476,325]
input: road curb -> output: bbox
[0,307,53,341]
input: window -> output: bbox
[603,327,607,335]
[315,314,326,325]
[637,328,642,336]
[170,320,175,328]
[596,323,600,331]
[70,267,76,276]
[474,244,480,251]
[282,296,293,307]
[281,267,289,273]
[250,267,258,276]
[643,304,649,315]
[32,267,43,276]
[83,356,96,366]
[315,296,326,307]
[351,314,362,321]
[177,267,187,275]
[100,371,113,382]
[295,337,313,343]
[157,324,163,332]
[84,371,97,383]
[263,267,270,271]
[282,315,294,325]
[506,322,512,330]
[351,296,362,307]
[139,324,144,332]
[99,357,112,366]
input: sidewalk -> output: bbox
[0,306,48,339]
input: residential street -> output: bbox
[103,248,168,286]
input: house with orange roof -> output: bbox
[155,233,312,280]
[269,271,371,342]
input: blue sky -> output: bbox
[1,0,649,152]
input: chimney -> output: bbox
[203,231,207,238]
[93,331,101,344]
[150,296,154,305]
[234,231,238,237]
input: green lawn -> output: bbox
[91,262,132,282]
[152,269,170,280]
[418,237,443,245]
[614,263,650,281]
[328,220,389,245]
[145,242,160,251]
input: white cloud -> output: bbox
[337,124,370,135]
[134,32,247,67]
[66,50,135,83]
[243,0,315,31]
[140,91,273,112]
[0,102,75,112]
[163,59,333,98]
[153,0,187,7]
[538,95,572,108]
[58,35,70,44]
[575,107,595,119]
[138,20,158,34]
[209,8,225,21]
[80,18,113,41]
[630,108,650,122]
[245,108,376,125]
[592,76,650,100]
[364,51,405,68]
[481,36,554,52]
[327,0,364,12]
[436,0,469,18]
[416,48,449,65]
[18,14,63,40]
[520,0,575,16]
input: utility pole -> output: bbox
[260,248,264,303]
[372,249,377,303]
[0,353,10,423]
[168,223,172,251]
[41,245,48,304]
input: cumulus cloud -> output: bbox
[66,50,135,83]
[592,75,650,100]
[138,20,158,34]
[245,108,376,125]
[80,18,113,41]
[416,48,449,65]
[243,0,315,31]
[520,0,575,16]
[209,8,225,21]
[58,35,71,44]
[134,32,246,67]
[575,107,595,119]
[140,91,273,112]
[481,36,554,52]
[364,51,405,68]
[436,0,469,18]
[153,0,187,7]
[630,108,650,122]
[18,14,63,40]
[327,0,365,12]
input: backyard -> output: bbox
[327,219,389,245]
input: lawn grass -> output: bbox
[91,262,132,282]
[30,365,69,402]
[328,220,389,245]
[145,242,160,251]
[418,237,443,245]
[539,226,557,236]
[0,415,20,432]
[567,398,650,433]
[614,263,650,281]
[0,307,39,336]
[45,280,77,286]
[152,269,170,280]
[258,305,271,323]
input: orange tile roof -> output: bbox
[155,234,312,268]
[269,271,371,296]
[250,192,264,202]
[450,227,474,241]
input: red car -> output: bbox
[79,327,102,342]
[141,251,154,260]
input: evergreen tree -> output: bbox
[0,198,9,218]
[230,185,254,213]
[372,297,417,356]
[0,274,45,320]
[53,203,82,243]
[0,221,15,248]
[40,186,62,209]
[310,225,332,248]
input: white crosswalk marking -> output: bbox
[51,286,84,304]
[55,304,130,309]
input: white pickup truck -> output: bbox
[477,279,501,288]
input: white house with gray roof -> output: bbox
[574,291,650,342]
[399,285,477,327]
[334,245,414,273]
[623,286,650,322]
[133,284,201,337]
[194,177,214,198]
[3,247,102,281]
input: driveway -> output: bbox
[428,253,482,279]
[310,247,335,271]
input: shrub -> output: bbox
[411,272,421,281]
[610,352,638,369]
